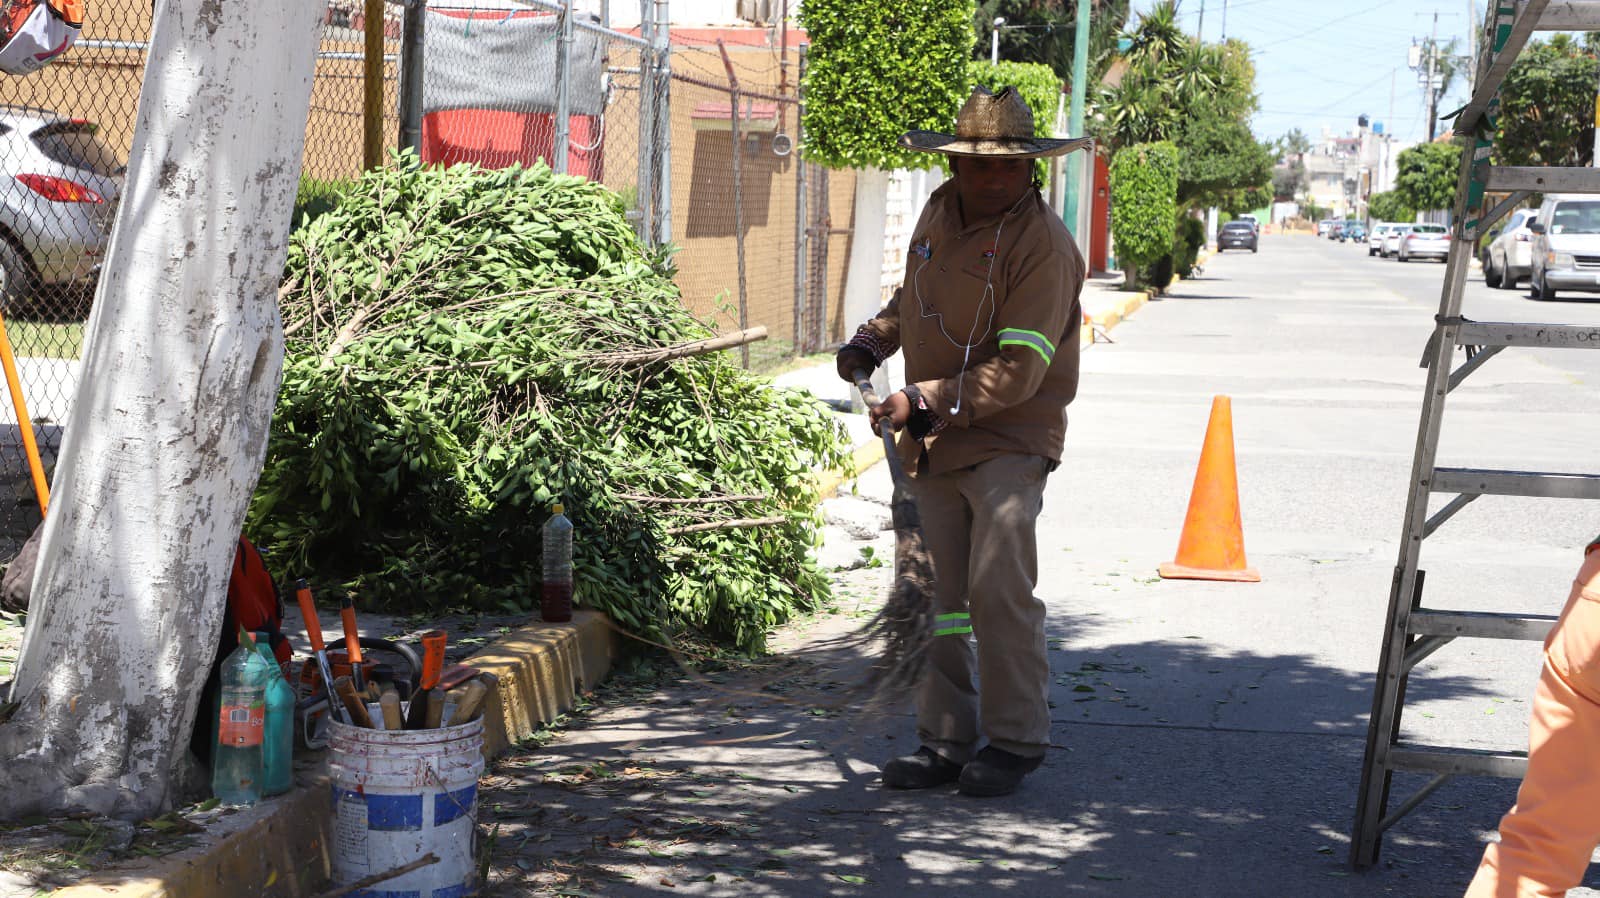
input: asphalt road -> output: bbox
[476,233,1600,897]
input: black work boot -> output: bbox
[881,746,963,789]
[958,746,1044,797]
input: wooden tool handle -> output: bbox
[852,370,911,487]
[295,579,326,653]
[448,680,489,726]
[333,676,374,728]
[378,686,403,731]
[424,690,445,729]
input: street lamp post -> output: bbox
[991,17,1005,65]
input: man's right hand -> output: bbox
[836,346,876,384]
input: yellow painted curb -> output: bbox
[55,613,619,898]
[816,436,887,500]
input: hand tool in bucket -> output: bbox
[851,370,938,704]
[295,578,350,725]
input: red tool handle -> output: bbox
[339,597,364,667]
[419,630,446,691]
[295,579,326,653]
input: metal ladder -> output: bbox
[1350,0,1600,870]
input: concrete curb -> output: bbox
[55,611,619,898]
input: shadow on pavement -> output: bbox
[471,613,1558,897]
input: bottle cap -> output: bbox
[552,502,565,515]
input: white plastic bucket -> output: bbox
[327,711,485,898]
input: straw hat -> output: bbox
[900,86,1093,159]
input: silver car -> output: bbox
[1397,223,1450,262]
[1368,223,1394,256]
[0,106,124,308]
[1528,194,1600,300]
[1482,208,1537,289]
[1381,224,1412,258]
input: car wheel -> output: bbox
[0,240,33,313]
[1538,272,1558,301]
[1484,257,1503,288]
[1398,251,1409,262]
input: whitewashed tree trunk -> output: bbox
[0,0,323,821]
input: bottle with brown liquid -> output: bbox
[541,502,573,622]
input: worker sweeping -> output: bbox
[835,85,1089,798]
[1464,535,1600,897]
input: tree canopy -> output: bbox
[1175,106,1275,207]
[974,0,1130,86]
[1394,141,1462,213]
[1494,34,1600,168]
[800,0,976,170]
[1368,190,1414,224]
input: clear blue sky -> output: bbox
[1135,0,1481,146]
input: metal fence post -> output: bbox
[634,0,655,244]
[716,40,749,368]
[793,44,807,357]
[398,0,426,157]
[553,0,574,175]
[652,0,672,245]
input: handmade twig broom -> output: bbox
[851,370,937,704]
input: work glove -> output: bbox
[836,345,876,384]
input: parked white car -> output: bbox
[1381,224,1412,258]
[1397,223,1450,262]
[1368,223,1395,256]
[1528,194,1600,300]
[1482,208,1538,289]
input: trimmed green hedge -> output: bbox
[1173,214,1206,278]
[800,0,976,170]
[1110,141,1179,285]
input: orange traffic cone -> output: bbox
[1159,395,1260,582]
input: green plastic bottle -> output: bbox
[212,627,269,805]
[251,631,296,796]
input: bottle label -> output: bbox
[219,699,265,746]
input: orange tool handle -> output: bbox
[419,630,446,691]
[339,597,364,667]
[295,579,326,654]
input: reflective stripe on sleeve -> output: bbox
[934,611,972,637]
[998,327,1056,364]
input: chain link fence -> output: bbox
[0,2,863,544]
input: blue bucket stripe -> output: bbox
[366,792,424,832]
[350,890,421,898]
[433,785,477,827]
[430,885,473,898]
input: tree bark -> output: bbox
[0,0,323,821]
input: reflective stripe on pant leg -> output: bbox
[963,454,1050,757]
[913,466,979,764]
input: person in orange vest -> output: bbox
[1465,536,1600,897]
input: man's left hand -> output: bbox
[870,391,911,435]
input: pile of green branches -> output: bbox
[250,158,849,652]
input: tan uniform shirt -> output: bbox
[857,179,1085,476]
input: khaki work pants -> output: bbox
[1465,548,1600,898]
[912,452,1052,763]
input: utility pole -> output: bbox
[1222,0,1228,39]
[1198,0,1205,40]
[1425,11,1440,141]
[1064,0,1090,241]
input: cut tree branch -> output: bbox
[665,515,788,535]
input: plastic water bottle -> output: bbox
[251,631,296,796]
[541,502,573,622]
[212,627,269,805]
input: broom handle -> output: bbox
[852,370,911,487]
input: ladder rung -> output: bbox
[1409,610,1555,641]
[1484,166,1600,194]
[1390,745,1527,779]
[1536,1,1600,30]
[1457,321,1600,349]
[1432,467,1600,499]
